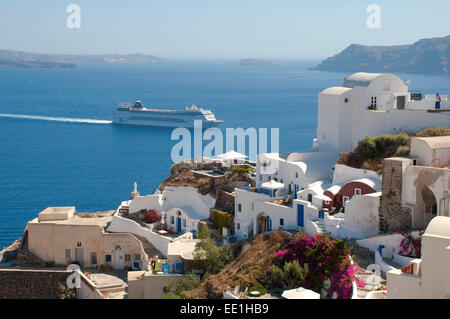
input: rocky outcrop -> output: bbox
[0,239,21,263]
[159,160,255,210]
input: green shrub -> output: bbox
[272,260,309,289]
[164,272,201,295]
[394,145,411,157]
[247,282,268,297]
[213,209,233,234]
[356,133,410,161]
[416,127,450,137]
[162,293,182,299]
[193,233,234,274]
[231,167,254,174]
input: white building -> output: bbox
[316,72,450,152]
[233,72,449,240]
[387,216,450,299]
[125,186,214,234]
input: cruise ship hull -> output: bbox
[112,108,223,129]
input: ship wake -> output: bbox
[0,113,112,125]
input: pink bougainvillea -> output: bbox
[273,232,364,299]
[398,230,423,258]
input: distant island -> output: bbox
[0,50,166,68]
[310,35,450,75]
[0,60,75,69]
[239,58,280,65]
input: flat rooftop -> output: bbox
[38,207,76,222]
[34,207,112,227]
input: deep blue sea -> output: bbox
[1,60,450,248]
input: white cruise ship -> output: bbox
[112,100,223,128]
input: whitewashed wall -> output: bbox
[338,193,381,239]
[332,164,382,187]
[107,215,172,257]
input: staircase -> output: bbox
[133,235,165,259]
[345,239,385,299]
[312,219,327,234]
[346,239,375,270]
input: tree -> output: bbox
[193,226,233,274]
[272,260,309,289]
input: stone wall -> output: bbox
[0,269,71,299]
[378,158,412,232]
[215,191,235,210]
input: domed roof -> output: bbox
[320,86,352,95]
[425,216,450,239]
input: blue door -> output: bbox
[297,204,304,227]
[177,217,182,233]
[319,210,325,219]
[266,216,272,232]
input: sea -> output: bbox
[1,59,450,249]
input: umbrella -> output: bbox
[261,179,284,197]
[216,150,248,161]
[281,287,320,299]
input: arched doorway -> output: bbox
[422,186,437,226]
[256,213,272,234]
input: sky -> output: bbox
[0,0,449,59]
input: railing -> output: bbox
[425,94,448,100]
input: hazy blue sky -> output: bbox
[0,0,449,59]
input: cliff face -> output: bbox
[311,35,450,75]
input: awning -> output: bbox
[261,179,284,190]
[281,287,320,299]
[216,150,248,160]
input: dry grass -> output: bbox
[181,230,291,299]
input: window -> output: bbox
[65,249,71,258]
[237,223,240,230]
[125,255,131,262]
[91,252,97,265]
[280,218,284,226]
[383,81,391,91]
[183,219,186,227]
[344,98,349,103]
[354,188,361,196]
[170,216,175,224]
[343,196,350,206]
[238,204,242,212]
[105,255,112,262]
[307,194,313,203]
[295,172,298,178]
[371,96,377,107]
[134,254,141,261]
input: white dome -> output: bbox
[425,216,450,239]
